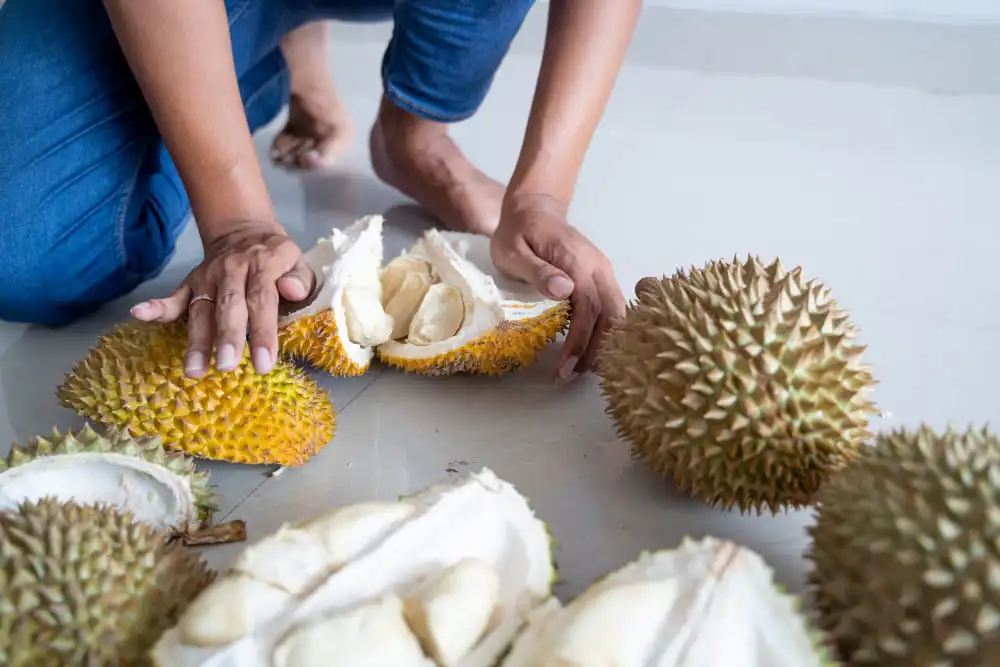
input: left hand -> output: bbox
[491,193,626,382]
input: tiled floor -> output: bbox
[1,7,998,600]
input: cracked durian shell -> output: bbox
[0,423,217,533]
[277,214,390,377]
[152,467,556,667]
[807,424,1000,667]
[56,320,336,467]
[375,229,571,376]
[500,535,836,667]
[0,497,215,667]
[597,255,878,514]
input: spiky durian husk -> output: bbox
[376,303,571,376]
[806,424,1000,666]
[1,423,218,526]
[0,497,215,667]
[597,256,878,515]
[56,321,336,467]
[277,310,371,377]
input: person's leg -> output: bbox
[0,0,388,326]
[270,21,355,170]
[370,0,538,236]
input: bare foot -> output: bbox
[271,89,354,170]
[369,98,505,236]
[271,21,354,170]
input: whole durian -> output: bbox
[807,424,1000,666]
[0,497,215,666]
[597,256,878,514]
[57,320,337,466]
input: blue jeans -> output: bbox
[0,0,535,325]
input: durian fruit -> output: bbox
[56,320,336,467]
[152,467,556,667]
[0,497,215,667]
[0,424,217,533]
[807,424,1000,666]
[277,215,571,377]
[499,535,835,667]
[598,256,878,514]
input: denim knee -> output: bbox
[382,0,538,122]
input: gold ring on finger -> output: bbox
[188,293,216,308]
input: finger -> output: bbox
[494,236,574,300]
[246,270,281,374]
[577,272,626,374]
[131,283,192,322]
[184,287,217,379]
[213,262,250,373]
[556,275,602,383]
[276,255,316,303]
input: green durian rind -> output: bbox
[1,423,218,525]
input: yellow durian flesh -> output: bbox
[376,230,571,375]
[56,321,336,467]
[386,269,434,339]
[152,468,555,667]
[277,214,392,376]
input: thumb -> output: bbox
[277,256,316,303]
[494,236,575,301]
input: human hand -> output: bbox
[490,193,626,382]
[130,220,315,379]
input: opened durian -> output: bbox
[598,256,878,514]
[499,535,835,667]
[57,320,336,467]
[277,215,570,376]
[807,424,1000,666]
[0,497,215,667]
[0,424,217,534]
[152,467,556,667]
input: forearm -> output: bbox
[507,0,642,207]
[102,0,277,242]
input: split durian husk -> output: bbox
[498,535,836,667]
[152,467,556,667]
[0,497,215,667]
[0,424,218,533]
[597,255,878,514]
[276,215,571,378]
[57,320,336,467]
[807,424,1000,666]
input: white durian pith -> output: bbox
[499,536,834,667]
[0,424,216,533]
[278,214,570,376]
[152,468,556,667]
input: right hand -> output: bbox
[130,220,315,378]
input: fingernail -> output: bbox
[546,276,574,299]
[557,356,580,383]
[253,347,272,373]
[216,344,237,371]
[130,302,150,317]
[184,351,204,374]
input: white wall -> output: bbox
[640,0,1000,24]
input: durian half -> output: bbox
[598,256,878,514]
[278,215,571,376]
[0,424,217,534]
[57,320,337,467]
[152,467,556,667]
[807,424,1000,666]
[499,536,836,667]
[0,497,215,667]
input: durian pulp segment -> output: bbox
[499,537,832,667]
[278,215,391,373]
[0,425,216,532]
[375,231,570,374]
[152,468,556,667]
